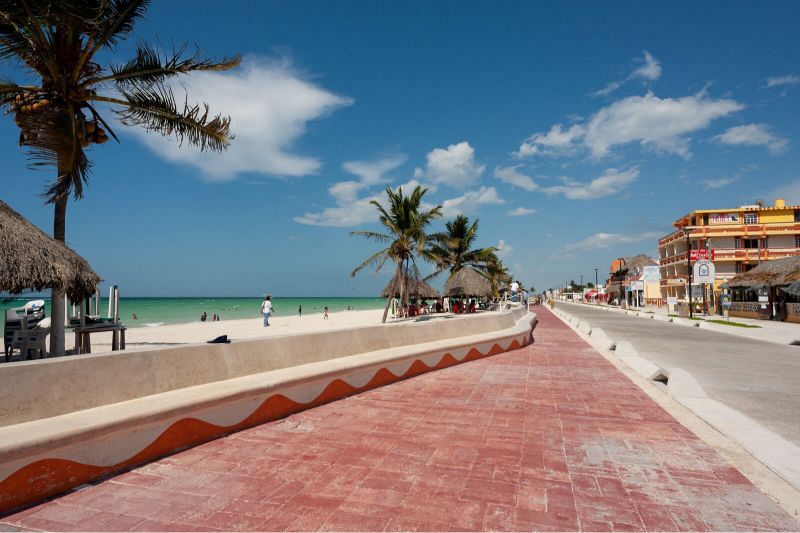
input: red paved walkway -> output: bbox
[2,308,797,531]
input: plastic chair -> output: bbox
[9,317,50,361]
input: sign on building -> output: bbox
[692,259,716,283]
[690,249,715,261]
[643,266,660,281]
[710,213,739,224]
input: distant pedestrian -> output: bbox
[262,295,273,327]
[200,312,207,322]
[324,306,329,320]
[298,305,302,317]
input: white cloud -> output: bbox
[584,92,743,158]
[516,124,584,158]
[342,155,406,185]
[562,231,662,252]
[507,207,537,217]
[294,179,430,228]
[701,177,737,189]
[494,166,538,191]
[712,124,788,155]
[415,141,485,188]
[592,51,662,98]
[544,168,639,200]
[441,186,504,217]
[516,91,742,160]
[496,240,513,258]
[765,75,800,88]
[129,57,352,181]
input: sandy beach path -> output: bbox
[66,308,387,354]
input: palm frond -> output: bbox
[97,42,240,87]
[100,84,232,151]
[350,248,390,277]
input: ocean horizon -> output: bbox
[1,296,386,329]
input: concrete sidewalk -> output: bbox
[573,301,800,346]
[1,308,797,531]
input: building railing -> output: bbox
[712,248,800,261]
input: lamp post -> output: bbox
[685,228,693,319]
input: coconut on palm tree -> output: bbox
[351,185,442,323]
[427,215,497,281]
[0,0,239,354]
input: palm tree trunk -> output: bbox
[50,192,68,356]
[381,264,402,323]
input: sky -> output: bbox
[2,0,800,296]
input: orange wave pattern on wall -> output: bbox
[0,336,528,515]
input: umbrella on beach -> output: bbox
[381,271,440,299]
[0,201,100,300]
[444,268,492,298]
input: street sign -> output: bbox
[692,260,716,283]
[690,249,715,261]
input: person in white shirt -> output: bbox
[510,281,519,301]
[261,295,273,327]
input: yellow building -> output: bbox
[658,198,800,312]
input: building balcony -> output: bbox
[660,251,688,265]
[712,248,800,262]
[660,276,688,287]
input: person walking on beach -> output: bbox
[261,296,273,327]
[298,305,302,317]
[324,306,329,320]
[200,312,207,322]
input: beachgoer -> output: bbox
[262,296,273,327]
[298,305,302,317]
[131,313,138,320]
[201,312,207,322]
[510,280,519,302]
[324,306,329,320]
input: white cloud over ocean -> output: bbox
[712,124,788,155]
[544,168,639,200]
[129,57,353,181]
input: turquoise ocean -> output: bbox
[1,297,386,329]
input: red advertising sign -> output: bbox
[690,249,715,261]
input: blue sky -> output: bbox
[3,0,800,296]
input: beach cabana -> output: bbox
[727,256,800,322]
[381,271,440,299]
[444,268,492,298]
[1,201,101,358]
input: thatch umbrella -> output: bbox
[0,201,100,300]
[381,271,440,299]
[444,267,492,298]
[727,256,800,288]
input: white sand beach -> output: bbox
[66,308,388,354]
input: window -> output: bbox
[736,263,756,273]
[744,212,758,224]
[795,210,800,222]
[702,214,709,225]
[796,235,800,248]
[762,237,769,249]
[741,238,759,249]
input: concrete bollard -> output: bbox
[577,321,592,335]
[613,340,639,357]
[590,327,608,338]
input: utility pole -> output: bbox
[686,229,693,319]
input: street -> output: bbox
[555,302,800,446]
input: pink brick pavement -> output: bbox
[2,308,797,531]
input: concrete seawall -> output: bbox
[0,307,537,514]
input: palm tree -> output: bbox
[427,215,497,280]
[484,252,511,300]
[0,1,239,355]
[351,185,442,323]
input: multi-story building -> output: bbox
[658,198,800,309]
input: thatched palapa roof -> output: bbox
[0,201,101,300]
[381,271,440,299]
[728,256,800,288]
[444,267,492,297]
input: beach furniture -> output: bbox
[6,316,50,361]
[3,300,46,361]
[73,322,126,354]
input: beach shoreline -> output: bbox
[66,308,389,354]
